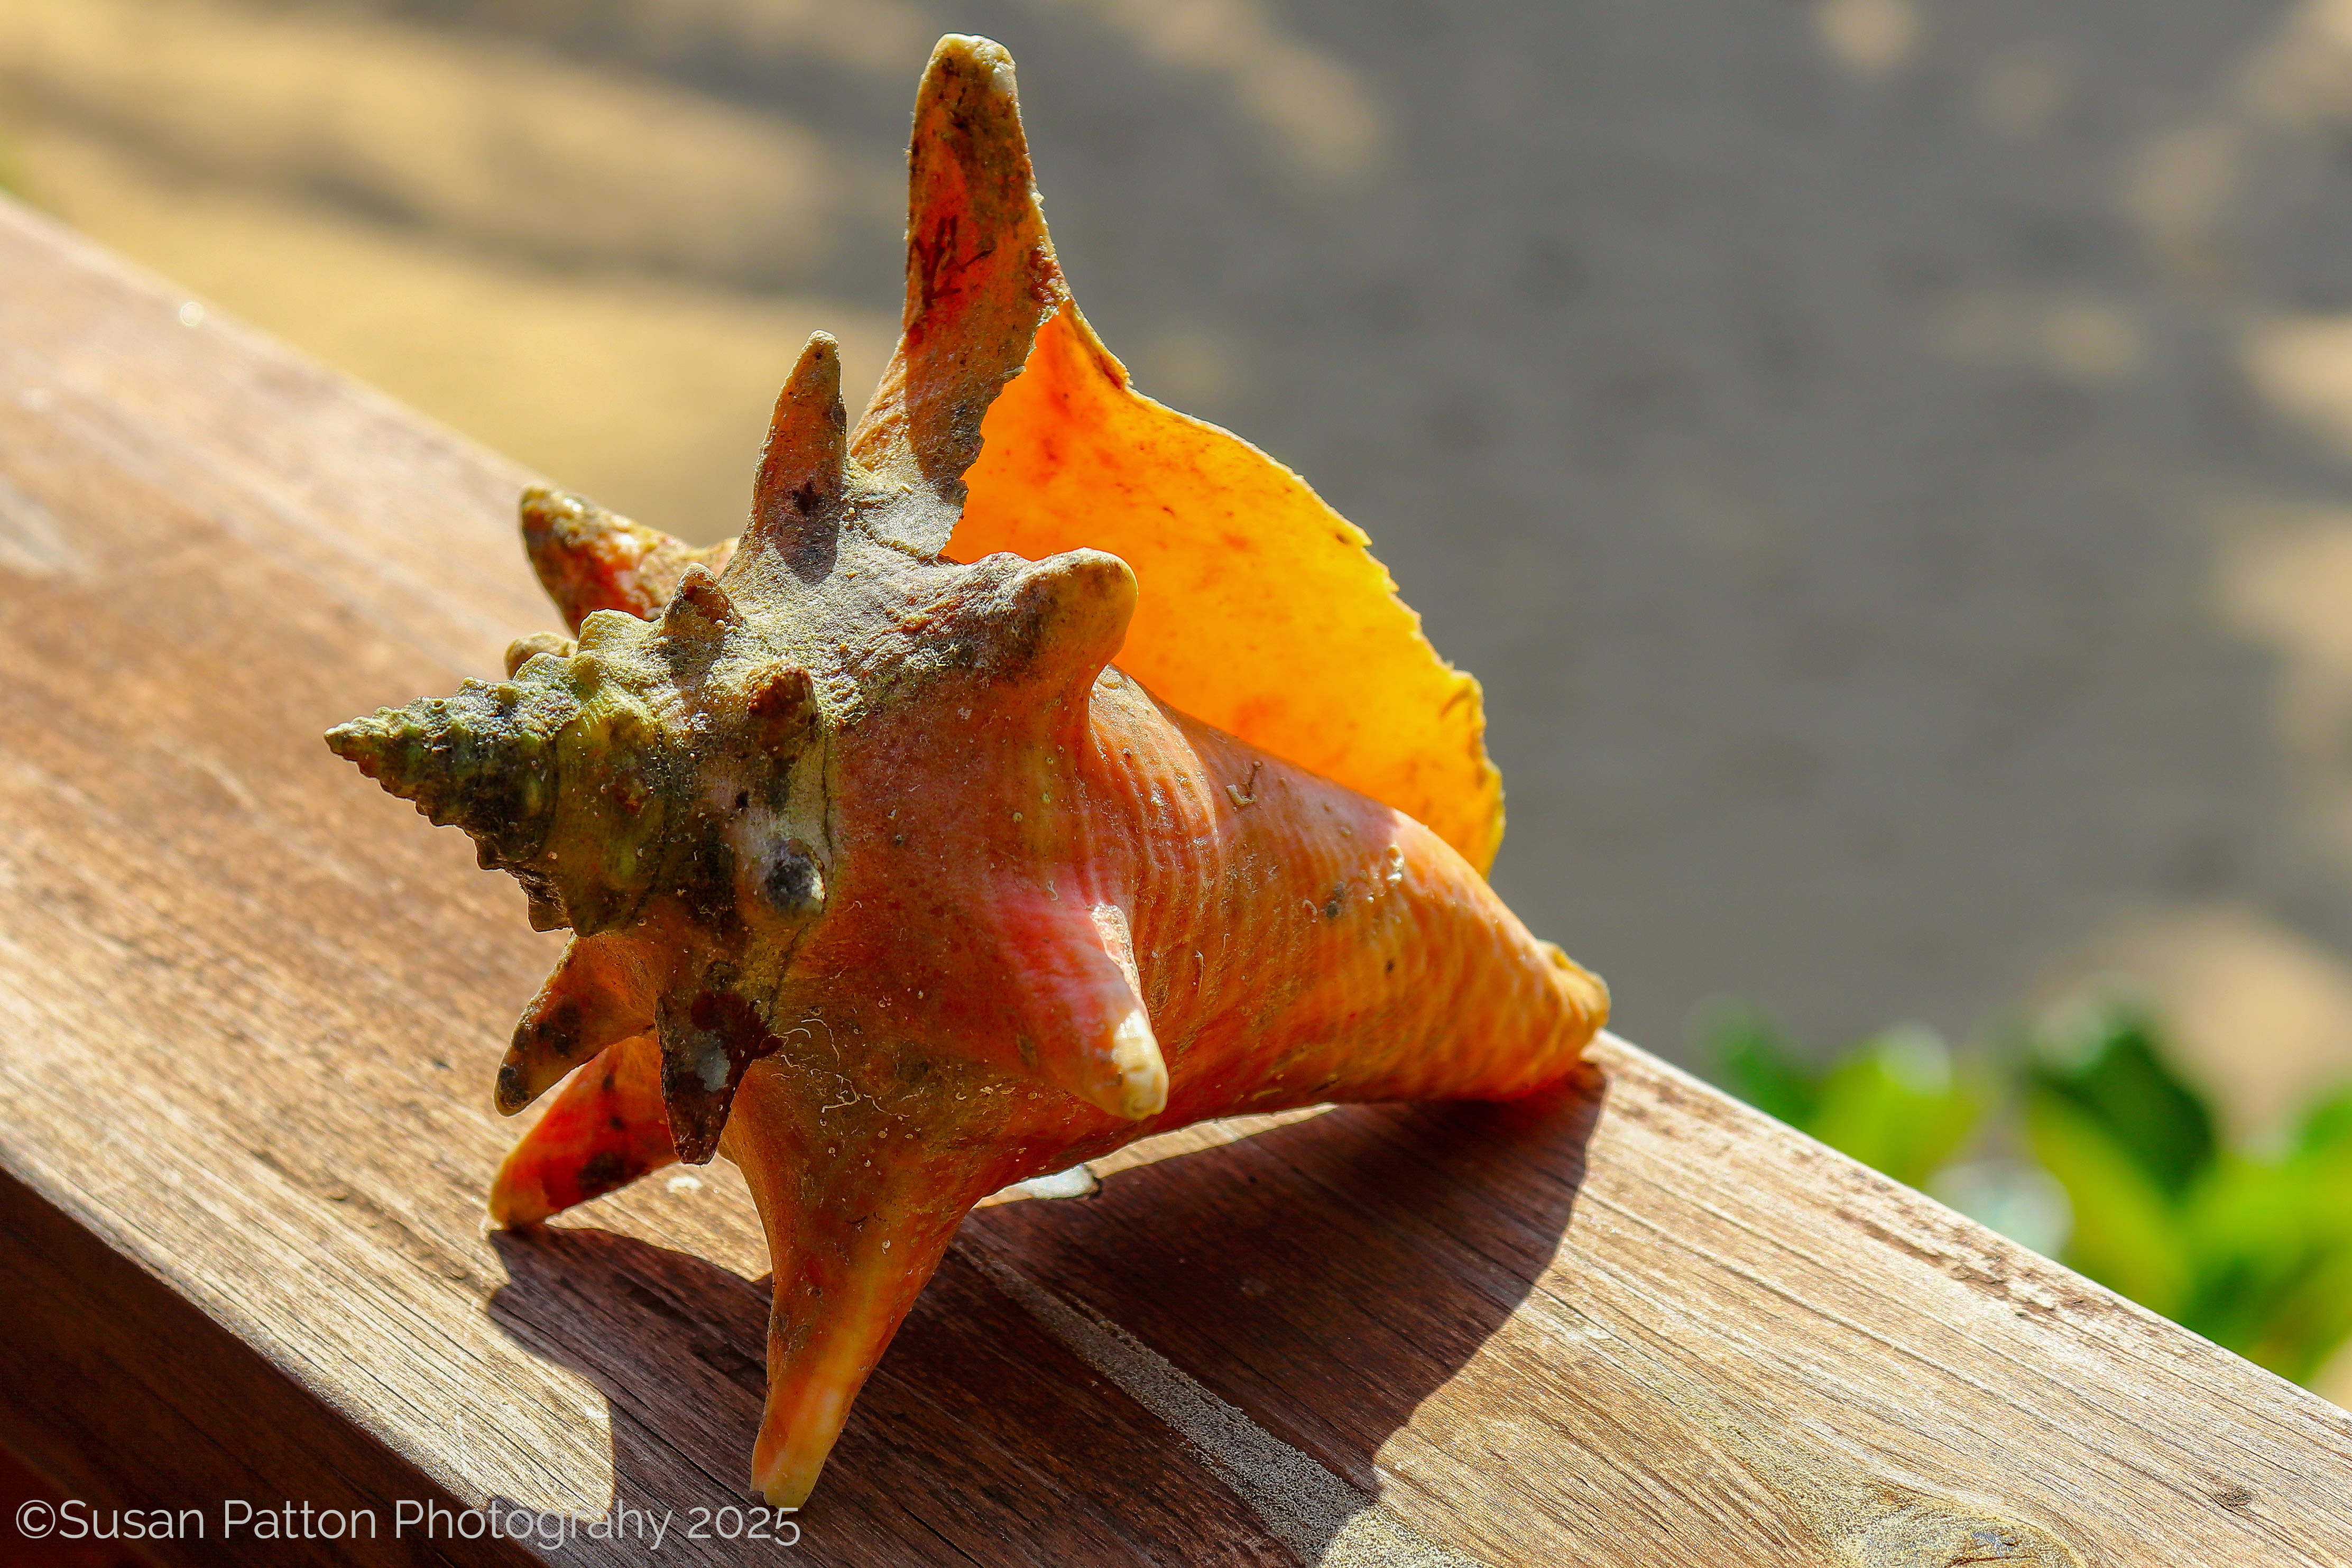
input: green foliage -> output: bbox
[2026,1000,2214,1199]
[1701,997,2352,1392]
[2024,1089,2190,1314]
[1710,1003,1821,1128]
[1703,1004,1979,1189]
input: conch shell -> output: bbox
[328,35,1606,1508]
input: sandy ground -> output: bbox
[12,0,2352,1136]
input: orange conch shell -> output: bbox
[329,35,1603,1509]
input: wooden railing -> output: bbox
[3,198,2348,1567]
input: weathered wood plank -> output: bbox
[3,195,2350,1566]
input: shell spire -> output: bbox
[325,677,578,927]
[326,32,1605,1516]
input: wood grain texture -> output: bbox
[2,195,2349,1566]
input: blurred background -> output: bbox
[9,0,2352,1397]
